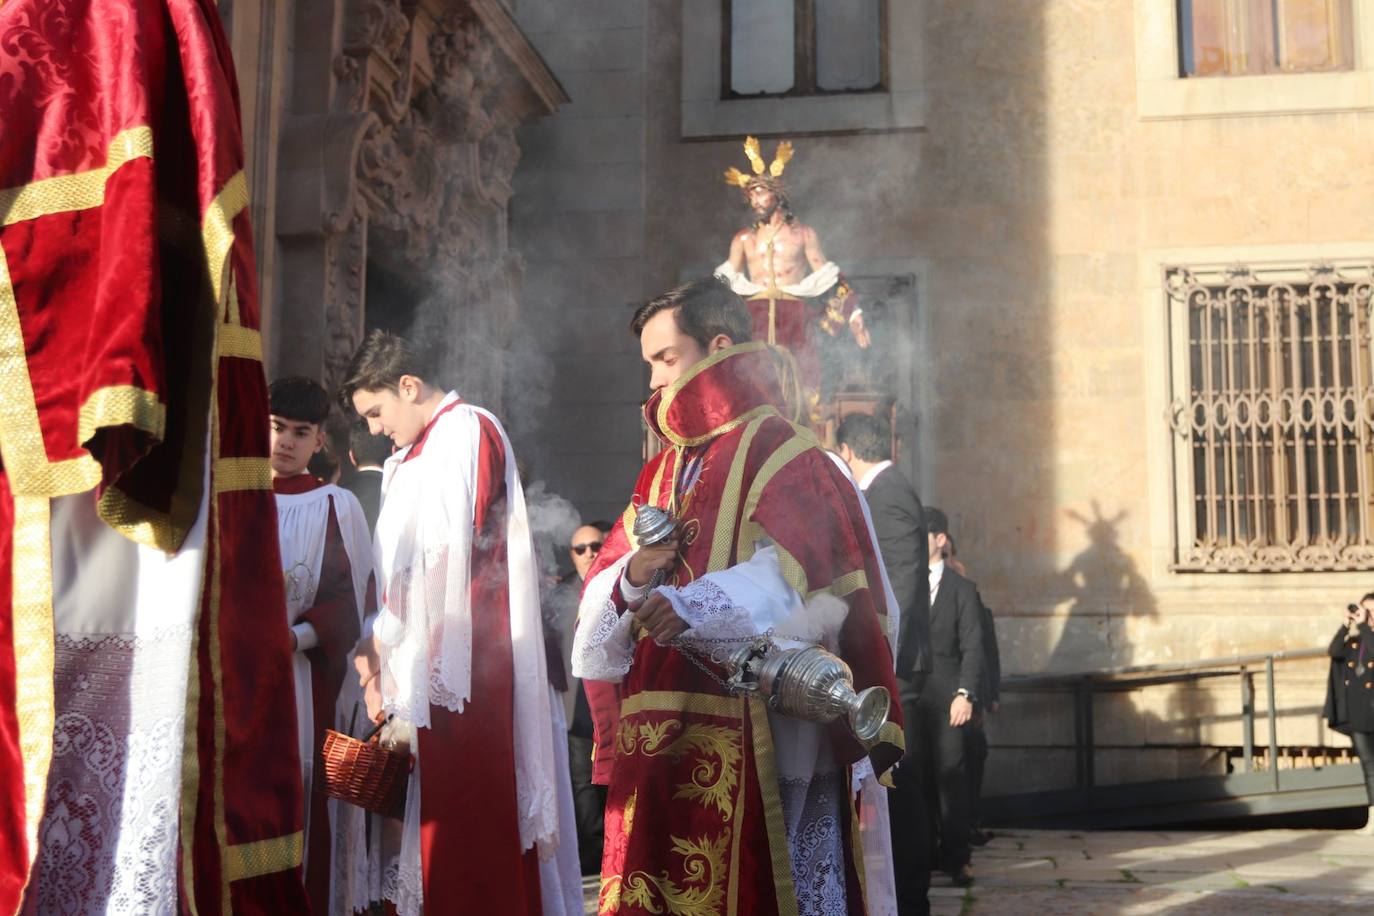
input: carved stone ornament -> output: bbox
[276,0,563,407]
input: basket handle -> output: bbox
[361,713,393,745]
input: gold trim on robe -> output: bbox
[10,495,54,886]
[225,831,305,883]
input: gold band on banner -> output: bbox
[225,831,304,883]
[11,495,54,889]
[208,354,231,916]
[182,170,259,909]
[217,324,263,362]
[213,457,272,493]
[77,385,167,446]
[202,171,248,318]
[0,246,101,497]
[0,126,154,227]
[0,126,161,498]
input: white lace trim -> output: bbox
[778,771,848,916]
[659,578,756,643]
[571,554,636,680]
[29,629,191,916]
[383,752,424,916]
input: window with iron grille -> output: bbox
[723,0,886,98]
[1166,262,1374,571]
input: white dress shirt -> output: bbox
[858,459,893,492]
[928,557,945,604]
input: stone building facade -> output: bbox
[511,0,1374,797]
[221,0,565,422]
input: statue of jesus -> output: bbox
[714,137,869,409]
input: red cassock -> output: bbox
[0,0,307,911]
[577,343,904,915]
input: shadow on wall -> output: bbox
[1045,501,1157,673]
[984,502,1221,797]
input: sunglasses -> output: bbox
[571,541,603,556]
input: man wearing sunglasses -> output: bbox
[569,524,606,579]
[562,521,612,873]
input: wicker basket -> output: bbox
[320,728,411,819]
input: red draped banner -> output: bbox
[0,0,307,911]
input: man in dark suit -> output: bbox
[917,507,985,885]
[836,412,934,913]
[343,423,390,533]
[958,548,1000,846]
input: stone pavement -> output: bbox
[930,828,1374,915]
[581,828,1374,914]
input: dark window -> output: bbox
[725,0,885,98]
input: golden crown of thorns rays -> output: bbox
[723,135,794,188]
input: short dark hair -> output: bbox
[588,519,613,534]
[1362,592,1374,604]
[349,423,393,468]
[308,447,339,482]
[925,507,949,536]
[835,413,891,463]
[269,376,330,425]
[630,276,752,350]
[338,329,443,409]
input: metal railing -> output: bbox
[1000,647,1331,793]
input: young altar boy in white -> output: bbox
[268,376,374,913]
[342,330,582,916]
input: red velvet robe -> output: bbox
[0,1,307,910]
[273,474,364,914]
[580,343,904,916]
[388,401,543,913]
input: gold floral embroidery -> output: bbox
[639,720,677,755]
[602,832,729,916]
[623,789,638,838]
[618,720,742,820]
[600,874,623,913]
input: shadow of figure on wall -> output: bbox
[1045,501,1157,674]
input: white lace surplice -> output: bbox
[372,394,566,916]
[26,478,208,915]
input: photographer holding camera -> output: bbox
[1324,592,1374,834]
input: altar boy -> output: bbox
[268,376,374,913]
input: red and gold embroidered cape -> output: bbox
[0,0,306,910]
[583,342,904,915]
